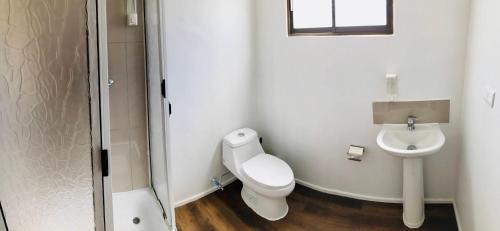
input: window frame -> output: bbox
[287,0,394,36]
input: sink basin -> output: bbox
[376,123,446,228]
[377,123,445,158]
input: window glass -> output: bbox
[335,0,387,27]
[292,0,333,29]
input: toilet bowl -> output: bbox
[223,128,295,221]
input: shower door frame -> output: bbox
[95,0,114,230]
[93,0,176,230]
[0,202,8,231]
[143,0,177,229]
[87,0,107,230]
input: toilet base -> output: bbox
[241,185,289,221]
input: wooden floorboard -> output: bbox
[176,181,458,231]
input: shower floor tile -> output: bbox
[113,188,168,231]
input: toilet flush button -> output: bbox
[238,132,245,137]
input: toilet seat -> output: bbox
[241,153,294,190]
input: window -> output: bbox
[287,0,393,36]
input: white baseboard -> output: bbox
[175,177,454,208]
[174,177,237,208]
[295,179,454,204]
[453,200,463,231]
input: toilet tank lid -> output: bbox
[223,128,258,148]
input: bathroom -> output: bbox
[0,0,498,230]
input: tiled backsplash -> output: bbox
[373,100,450,124]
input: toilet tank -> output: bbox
[222,128,264,173]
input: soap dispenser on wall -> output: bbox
[127,0,139,26]
[386,73,399,101]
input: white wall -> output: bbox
[254,0,469,201]
[456,0,500,230]
[165,0,256,203]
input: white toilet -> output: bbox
[223,128,295,221]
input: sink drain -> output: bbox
[407,145,417,150]
[132,217,140,225]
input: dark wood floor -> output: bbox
[176,181,458,231]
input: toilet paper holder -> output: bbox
[347,145,365,161]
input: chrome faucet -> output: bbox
[407,116,417,131]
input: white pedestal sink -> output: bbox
[377,123,445,228]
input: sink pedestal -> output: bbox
[403,158,425,228]
[377,124,445,228]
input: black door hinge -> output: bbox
[161,79,166,98]
[101,149,109,177]
[168,102,172,116]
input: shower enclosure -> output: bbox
[97,0,175,230]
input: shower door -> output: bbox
[96,0,114,230]
[96,0,175,229]
[144,0,176,229]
